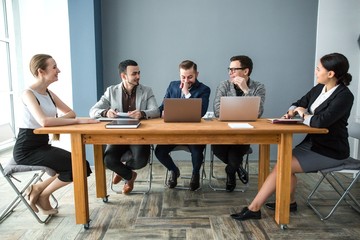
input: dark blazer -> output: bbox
[159,79,211,117]
[292,83,354,159]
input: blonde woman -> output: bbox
[13,54,98,215]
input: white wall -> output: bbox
[15,0,72,108]
[14,0,72,151]
[316,0,360,156]
[316,0,360,120]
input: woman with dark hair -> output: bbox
[231,53,354,221]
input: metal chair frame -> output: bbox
[0,123,58,224]
[0,162,59,224]
[306,122,360,220]
[307,167,360,220]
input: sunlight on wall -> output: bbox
[16,0,72,151]
[17,0,72,103]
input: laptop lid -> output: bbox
[163,98,202,122]
[219,96,261,121]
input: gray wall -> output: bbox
[68,0,102,163]
[100,0,318,160]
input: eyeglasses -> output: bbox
[227,67,246,73]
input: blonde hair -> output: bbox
[29,54,53,77]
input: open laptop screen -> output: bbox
[163,98,202,122]
[219,96,260,121]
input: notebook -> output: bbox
[219,96,260,121]
[267,118,303,124]
[105,119,140,129]
[163,98,202,122]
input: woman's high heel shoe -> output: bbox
[25,185,39,213]
[37,207,58,215]
[36,198,59,215]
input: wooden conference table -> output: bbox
[34,118,327,229]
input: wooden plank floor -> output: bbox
[1,148,360,240]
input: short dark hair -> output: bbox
[230,55,253,76]
[320,53,352,86]
[179,60,197,72]
[118,59,138,74]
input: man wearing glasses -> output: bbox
[212,55,266,192]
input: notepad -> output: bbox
[228,123,254,129]
[267,118,303,124]
[105,119,140,129]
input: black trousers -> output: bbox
[104,144,150,180]
[155,144,205,174]
[211,144,250,173]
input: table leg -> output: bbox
[274,133,292,226]
[258,144,270,190]
[70,133,89,225]
[94,145,107,199]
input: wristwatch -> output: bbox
[101,109,108,117]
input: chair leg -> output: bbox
[307,171,360,220]
[0,171,58,224]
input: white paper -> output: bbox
[116,112,131,118]
[228,123,254,129]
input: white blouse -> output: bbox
[18,89,57,129]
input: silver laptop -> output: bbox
[219,96,260,121]
[163,98,202,122]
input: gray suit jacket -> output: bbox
[89,82,160,119]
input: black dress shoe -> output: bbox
[236,166,249,184]
[230,206,248,218]
[226,169,236,192]
[189,173,200,191]
[168,169,180,188]
[231,207,261,221]
[265,201,298,212]
[225,165,236,192]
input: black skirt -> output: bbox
[13,128,91,182]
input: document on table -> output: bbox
[228,123,254,129]
[267,118,303,124]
